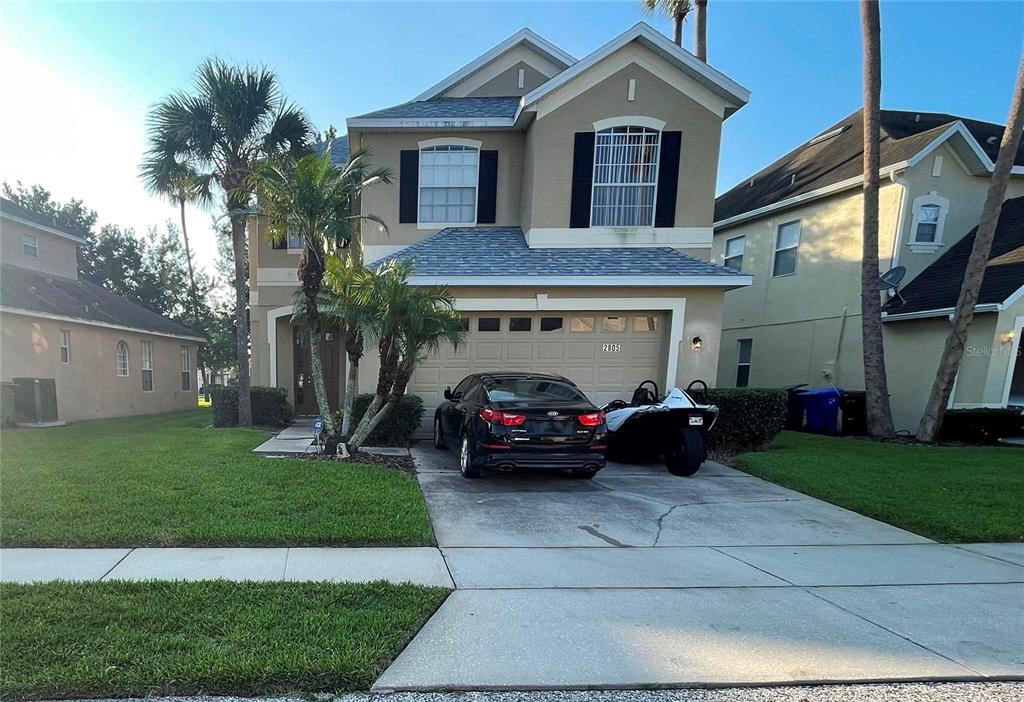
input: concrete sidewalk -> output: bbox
[0,547,453,587]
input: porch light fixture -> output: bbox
[1001,330,1015,345]
[691,336,703,351]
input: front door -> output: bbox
[293,327,341,416]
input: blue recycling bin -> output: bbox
[799,386,844,435]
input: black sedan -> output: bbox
[433,372,608,479]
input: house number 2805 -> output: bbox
[602,343,622,353]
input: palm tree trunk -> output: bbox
[694,0,707,61]
[341,327,363,436]
[672,11,683,46]
[348,334,399,450]
[300,246,336,437]
[230,213,253,427]
[178,198,210,402]
[859,0,894,437]
[917,56,1024,442]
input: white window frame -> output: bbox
[908,192,950,253]
[590,124,662,228]
[181,345,192,391]
[417,138,482,229]
[141,340,154,392]
[772,220,801,278]
[736,338,753,388]
[116,341,130,377]
[22,234,38,258]
[59,329,71,364]
[724,235,745,271]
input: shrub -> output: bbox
[333,394,425,447]
[210,386,294,428]
[705,388,787,452]
[939,408,1024,445]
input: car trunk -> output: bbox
[489,401,597,445]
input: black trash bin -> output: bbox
[784,384,808,430]
[840,390,868,436]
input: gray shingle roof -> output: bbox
[354,97,522,120]
[310,136,350,166]
[373,227,746,280]
[0,197,86,241]
[1,264,204,340]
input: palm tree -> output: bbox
[144,59,311,426]
[344,260,465,451]
[859,0,895,437]
[694,0,707,61]
[254,146,390,438]
[917,55,1024,442]
[642,0,692,46]
[140,156,214,398]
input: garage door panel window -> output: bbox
[603,316,626,333]
[456,317,470,332]
[570,317,595,333]
[736,338,753,388]
[509,317,532,332]
[477,317,500,332]
[540,317,564,332]
[633,315,658,332]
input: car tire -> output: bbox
[433,416,446,450]
[459,435,481,478]
[665,426,704,476]
[570,468,598,479]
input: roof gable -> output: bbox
[0,197,87,244]
[414,28,575,102]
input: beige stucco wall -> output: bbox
[0,218,79,279]
[0,312,198,423]
[442,44,563,98]
[463,61,550,97]
[349,129,526,247]
[523,60,723,232]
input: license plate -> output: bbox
[688,416,703,426]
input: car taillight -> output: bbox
[480,408,526,426]
[578,411,605,427]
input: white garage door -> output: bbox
[409,311,668,418]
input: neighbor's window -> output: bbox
[914,204,941,243]
[509,317,532,332]
[724,235,745,271]
[116,341,129,376]
[59,329,71,363]
[736,338,753,387]
[141,340,154,391]
[22,234,38,257]
[419,144,479,224]
[477,317,500,332]
[180,346,191,391]
[591,125,661,227]
[772,220,801,277]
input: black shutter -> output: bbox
[271,237,286,250]
[655,131,682,228]
[569,132,595,228]
[477,150,498,224]
[399,149,419,224]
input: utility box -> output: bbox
[12,378,58,423]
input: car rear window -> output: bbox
[485,377,587,402]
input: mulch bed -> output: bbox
[295,449,417,474]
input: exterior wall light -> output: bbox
[1001,330,1015,345]
[691,336,703,351]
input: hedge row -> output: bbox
[705,388,787,452]
[210,386,294,428]
[333,394,425,447]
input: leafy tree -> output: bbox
[858,0,895,437]
[254,146,390,439]
[917,56,1024,441]
[144,59,311,426]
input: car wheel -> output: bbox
[665,426,704,476]
[433,416,446,450]
[459,436,481,478]
[570,467,598,479]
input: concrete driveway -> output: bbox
[374,447,1024,690]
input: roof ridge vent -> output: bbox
[807,126,846,146]
[749,177,755,188]
[915,114,921,122]
[987,135,999,145]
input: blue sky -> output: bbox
[1,1,1021,273]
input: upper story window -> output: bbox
[181,346,192,391]
[419,144,479,224]
[59,329,71,364]
[591,126,661,227]
[116,341,129,377]
[772,220,801,277]
[724,235,745,271]
[908,192,950,252]
[141,340,154,392]
[270,225,304,252]
[22,234,38,257]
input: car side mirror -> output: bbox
[443,387,453,400]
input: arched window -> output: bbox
[116,341,129,377]
[419,144,479,224]
[591,125,661,227]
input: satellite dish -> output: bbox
[879,265,907,305]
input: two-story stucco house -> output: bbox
[248,23,752,424]
[0,197,204,424]
[712,110,1024,431]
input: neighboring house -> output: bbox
[249,22,751,425]
[0,197,204,424]
[711,110,1024,431]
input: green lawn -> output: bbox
[1,580,448,700]
[733,431,1024,543]
[0,410,434,547]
